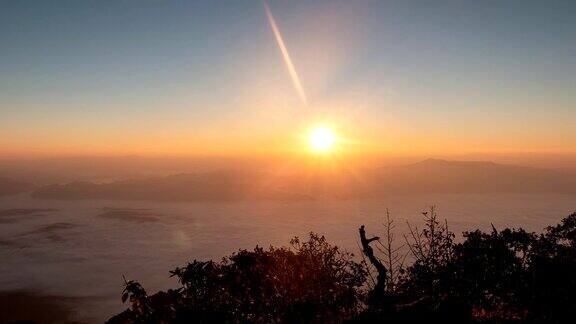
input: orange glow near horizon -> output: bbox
[3,124,576,160]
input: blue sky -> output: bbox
[1,0,575,156]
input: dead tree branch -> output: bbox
[359,225,387,303]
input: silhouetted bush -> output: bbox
[108,233,366,323]
[108,211,576,323]
[359,210,576,323]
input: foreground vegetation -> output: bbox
[108,209,576,323]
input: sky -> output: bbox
[1,0,575,158]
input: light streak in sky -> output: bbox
[263,0,308,106]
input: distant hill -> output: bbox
[30,159,576,201]
[374,158,576,194]
[31,170,314,201]
[0,177,35,197]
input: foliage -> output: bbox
[400,206,455,298]
[361,210,576,323]
[108,233,367,324]
[109,212,576,323]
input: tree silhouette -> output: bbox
[108,211,576,323]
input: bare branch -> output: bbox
[359,225,387,302]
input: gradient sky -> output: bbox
[1,0,575,157]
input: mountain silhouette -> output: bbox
[0,177,35,197]
[30,160,576,201]
[375,158,576,194]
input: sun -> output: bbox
[308,126,336,153]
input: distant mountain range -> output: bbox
[31,170,315,201]
[28,159,576,201]
[0,177,35,197]
[373,158,576,194]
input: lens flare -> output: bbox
[263,0,308,106]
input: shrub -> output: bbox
[107,233,366,324]
[109,212,576,323]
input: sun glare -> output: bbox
[309,126,336,153]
